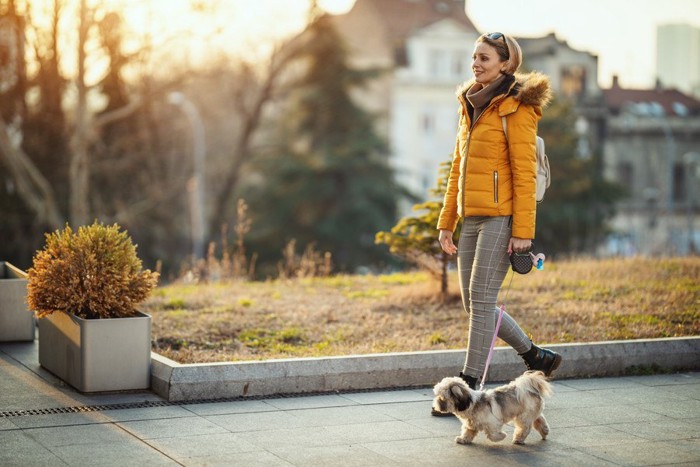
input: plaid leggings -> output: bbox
[457,216,532,380]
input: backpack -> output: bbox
[501,116,551,203]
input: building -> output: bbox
[657,24,700,99]
[602,77,700,255]
[328,0,700,255]
[330,0,479,212]
[330,1,603,214]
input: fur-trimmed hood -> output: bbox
[456,72,552,109]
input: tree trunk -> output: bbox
[441,251,449,298]
[0,117,62,228]
[69,0,90,226]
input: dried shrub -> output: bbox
[27,222,159,319]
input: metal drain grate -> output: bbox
[1,385,431,418]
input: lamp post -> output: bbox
[574,116,590,160]
[168,92,207,260]
[683,151,700,254]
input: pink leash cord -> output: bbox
[479,304,505,392]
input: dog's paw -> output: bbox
[487,432,507,442]
[455,436,472,445]
[512,438,526,445]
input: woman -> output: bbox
[436,32,561,397]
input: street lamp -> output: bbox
[168,92,207,260]
[574,115,590,159]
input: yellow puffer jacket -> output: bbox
[437,72,552,239]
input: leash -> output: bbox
[479,270,515,391]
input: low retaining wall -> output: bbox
[151,336,700,402]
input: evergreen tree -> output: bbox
[242,14,403,273]
[376,160,459,296]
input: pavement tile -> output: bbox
[236,426,349,450]
[546,424,648,448]
[632,372,700,386]
[0,430,69,466]
[24,423,133,447]
[644,399,700,419]
[101,405,195,422]
[118,415,229,439]
[339,389,431,405]
[546,389,620,410]
[578,439,700,465]
[556,376,645,391]
[362,435,495,465]
[662,383,700,400]
[181,399,278,416]
[403,413,464,436]
[49,440,179,466]
[264,394,357,410]
[146,432,261,459]
[534,407,598,429]
[271,444,397,466]
[8,411,111,429]
[180,451,294,466]
[608,416,700,441]
[588,385,688,405]
[499,447,616,466]
[285,404,394,427]
[364,400,435,420]
[324,419,436,444]
[0,417,18,430]
[574,404,668,424]
[205,410,310,433]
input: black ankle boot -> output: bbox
[459,372,477,389]
[431,372,478,417]
[520,343,562,376]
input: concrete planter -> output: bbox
[0,262,35,342]
[38,310,151,392]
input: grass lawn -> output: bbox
[143,257,699,363]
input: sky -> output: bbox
[34,0,700,90]
[320,0,700,89]
[465,0,700,89]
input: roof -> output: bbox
[339,0,478,48]
[603,76,700,116]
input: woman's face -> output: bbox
[471,42,506,86]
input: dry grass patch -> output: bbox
[143,257,699,363]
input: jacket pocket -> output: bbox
[493,171,499,203]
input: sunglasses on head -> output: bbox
[486,32,506,43]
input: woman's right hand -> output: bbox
[439,229,458,255]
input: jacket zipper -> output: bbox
[493,171,499,203]
[458,88,512,214]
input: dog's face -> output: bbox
[432,377,474,414]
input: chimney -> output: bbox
[611,75,620,89]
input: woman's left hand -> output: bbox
[508,237,532,255]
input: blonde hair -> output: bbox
[477,32,522,75]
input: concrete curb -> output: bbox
[150,336,700,401]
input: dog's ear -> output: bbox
[450,383,472,411]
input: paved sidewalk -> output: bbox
[1,342,699,466]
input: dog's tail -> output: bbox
[516,370,553,398]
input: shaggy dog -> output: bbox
[432,371,552,445]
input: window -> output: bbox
[422,113,435,133]
[561,65,587,99]
[451,51,465,77]
[673,163,687,202]
[617,162,633,190]
[429,49,446,78]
